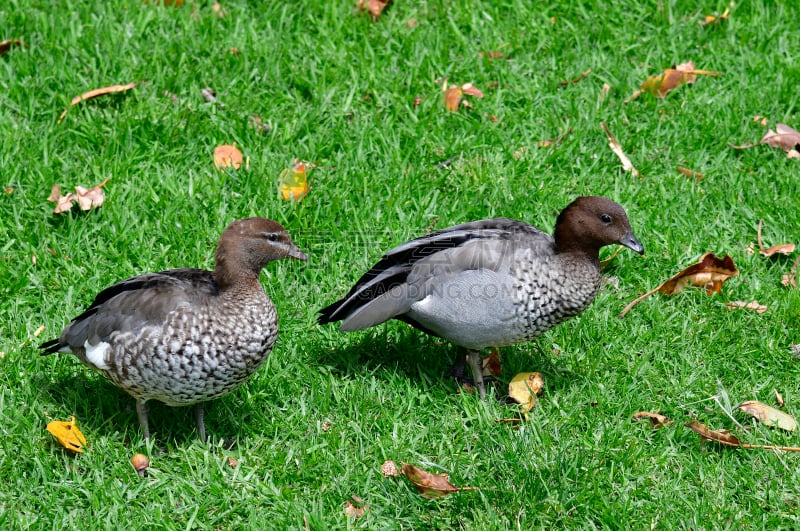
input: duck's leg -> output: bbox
[194,403,207,443]
[136,399,151,440]
[466,349,486,400]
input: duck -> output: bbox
[318,196,643,399]
[40,218,307,442]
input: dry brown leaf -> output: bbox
[344,498,366,519]
[58,83,137,123]
[632,411,673,429]
[753,115,769,127]
[726,300,767,314]
[686,420,800,452]
[537,128,573,148]
[757,220,795,256]
[482,348,502,377]
[620,252,739,317]
[48,178,109,214]
[685,420,741,446]
[677,166,703,181]
[213,145,243,170]
[634,61,721,99]
[558,69,591,87]
[444,86,462,112]
[775,390,785,408]
[601,122,639,177]
[0,39,24,56]
[782,256,800,288]
[478,51,504,60]
[462,83,483,98]
[760,124,800,155]
[381,460,400,477]
[356,0,392,20]
[737,400,797,431]
[728,141,758,150]
[400,464,476,499]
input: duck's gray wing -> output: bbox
[318,218,551,331]
[39,268,218,355]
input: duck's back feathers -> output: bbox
[318,218,552,330]
[40,268,219,355]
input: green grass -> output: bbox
[2,0,800,528]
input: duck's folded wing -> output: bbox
[40,268,217,354]
[319,218,550,329]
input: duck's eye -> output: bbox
[600,214,613,224]
[267,233,279,242]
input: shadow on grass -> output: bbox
[35,362,240,446]
[312,325,578,398]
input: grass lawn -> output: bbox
[2,0,800,528]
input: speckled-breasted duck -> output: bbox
[318,196,643,398]
[40,218,307,441]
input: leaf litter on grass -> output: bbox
[628,61,721,100]
[620,252,739,317]
[46,417,88,453]
[57,83,137,124]
[757,219,796,257]
[47,178,109,214]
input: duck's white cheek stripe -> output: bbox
[84,340,111,370]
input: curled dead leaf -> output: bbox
[677,166,703,181]
[737,400,797,431]
[47,179,109,214]
[760,124,800,155]
[344,500,366,519]
[508,372,544,417]
[482,348,502,377]
[632,411,673,429]
[58,83,137,124]
[757,220,796,257]
[726,300,767,314]
[355,0,392,20]
[782,256,800,288]
[0,39,24,56]
[400,463,476,499]
[558,69,591,87]
[685,420,741,447]
[635,61,721,99]
[775,390,785,408]
[47,417,88,453]
[444,86,462,112]
[620,252,739,317]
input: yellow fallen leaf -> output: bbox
[508,372,544,416]
[47,417,87,453]
[279,159,310,201]
[737,400,797,431]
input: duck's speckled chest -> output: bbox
[105,294,278,406]
[509,251,602,343]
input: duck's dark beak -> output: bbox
[288,245,308,261]
[620,232,645,255]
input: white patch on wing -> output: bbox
[83,340,111,370]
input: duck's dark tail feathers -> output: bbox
[38,338,62,355]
